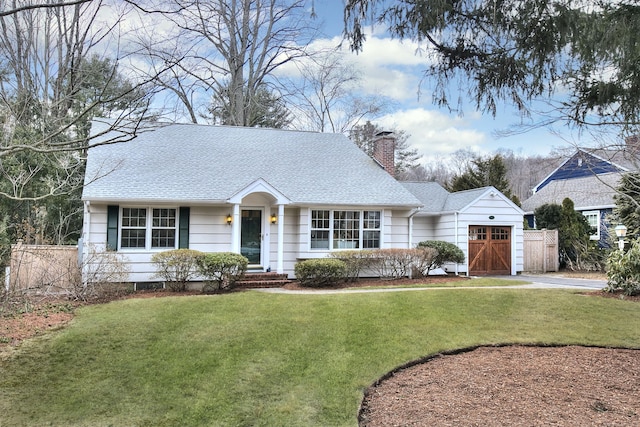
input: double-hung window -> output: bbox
[310,209,381,250]
[121,208,147,248]
[120,207,177,249]
[582,210,600,241]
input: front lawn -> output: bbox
[0,289,638,426]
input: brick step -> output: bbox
[236,272,292,288]
[242,272,289,281]
[235,279,292,288]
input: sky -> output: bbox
[307,1,582,164]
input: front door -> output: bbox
[241,209,262,265]
[468,226,511,275]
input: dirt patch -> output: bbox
[0,304,76,347]
[359,345,640,426]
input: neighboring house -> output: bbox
[402,182,524,275]
[521,146,640,246]
[81,120,524,283]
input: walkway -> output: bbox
[254,274,607,295]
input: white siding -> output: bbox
[410,216,436,245]
[189,206,232,252]
[388,209,410,248]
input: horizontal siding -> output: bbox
[189,206,231,252]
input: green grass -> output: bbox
[1,289,639,426]
[348,277,527,289]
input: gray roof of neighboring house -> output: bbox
[401,182,495,213]
[521,172,621,213]
[589,148,639,171]
[82,121,422,207]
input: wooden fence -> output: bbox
[523,229,559,273]
[9,241,80,293]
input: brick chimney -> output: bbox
[373,131,396,177]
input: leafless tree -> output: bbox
[286,50,387,133]
[131,0,314,126]
[0,1,156,199]
[0,1,162,257]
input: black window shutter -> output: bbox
[179,207,190,248]
[107,205,119,250]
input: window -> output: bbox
[582,210,600,240]
[469,226,487,241]
[310,210,381,250]
[121,208,147,248]
[152,208,176,248]
[120,207,177,249]
[311,210,330,249]
[362,211,381,248]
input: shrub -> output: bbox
[152,249,203,292]
[77,244,131,299]
[327,250,376,282]
[196,252,248,291]
[368,248,438,279]
[417,240,465,273]
[605,242,640,296]
[409,247,439,278]
[294,259,347,288]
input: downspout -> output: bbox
[81,201,90,285]
[408,207,421,248]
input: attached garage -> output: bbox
[403,183,524,276]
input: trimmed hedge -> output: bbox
[151,249,204,291]
[197,252,248,291]
[294,259,347,288]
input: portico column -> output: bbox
[231,203,240,253]
[277,204,284,274]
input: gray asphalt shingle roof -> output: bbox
[521,173,620,213]
[401,182,493,213]
[82,122,422,207]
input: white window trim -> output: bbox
[309,209,382,250]
[119,206,179,250]
[582,210,600,241]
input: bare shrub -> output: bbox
[78,245,131,301]
[152,249,203,292]
[410,247,439,278]
[370,248,430,280]
[328,250,377,282]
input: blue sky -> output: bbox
[308,1,582,164]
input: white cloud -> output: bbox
[376,108,488,161]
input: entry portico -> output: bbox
[227,178,290,273]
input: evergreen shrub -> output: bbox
[294,259,347,288]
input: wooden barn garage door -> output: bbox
[468,226,511,275]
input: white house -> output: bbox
[81,120,523,283]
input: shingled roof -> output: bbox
[521,172,620,214]
[401,182,510,214]
[82,121,422,207]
